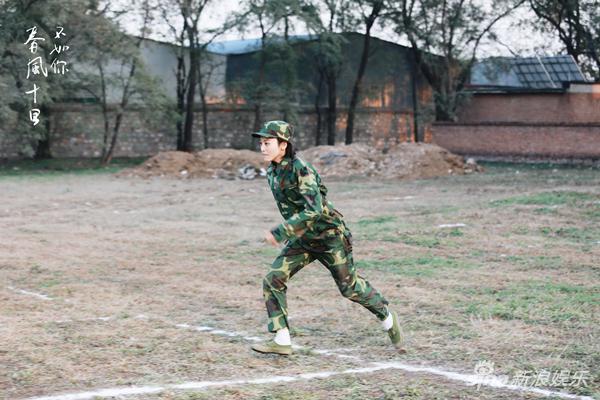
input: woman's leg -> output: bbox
[314,230,389,321]
[263,240,316,333]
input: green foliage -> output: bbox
[356,215,397,226]
[490,191,597,207]
[392,233,442,247]
[504,255,564,270]
[459,280,600,324]
[539,226,600,245]
[0,1,174,160]
[353,214,465,247]
[353,215,401,240]
[0,0,109,156]
[355,254,473,277]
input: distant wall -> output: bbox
[431,88,600,160]
[0,104,417,159]
[432,122,600,159]
[457,92,600,124]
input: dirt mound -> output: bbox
[118,149,265,179]
[298,142,482,179]
[119,143,481,180]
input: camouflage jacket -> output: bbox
[267,155,345,243]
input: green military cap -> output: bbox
[252,120,293,142]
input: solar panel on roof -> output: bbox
[470,54,587,88]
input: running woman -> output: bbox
[251,120,404,355]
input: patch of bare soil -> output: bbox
[118,149,265,180]
[119,143,482,180]
[300,142,482,179]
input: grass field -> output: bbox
[1,161,598,399]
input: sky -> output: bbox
[115,0,562,59]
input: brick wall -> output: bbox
[432,122,600,159]
[0,104,416,159]
[431,89,600,160]
[458,92,600,124]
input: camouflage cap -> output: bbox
[252,120,293,142]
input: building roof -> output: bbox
[470,55,587,90]
[206,34,316,55]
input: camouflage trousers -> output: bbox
[262,226,390,332]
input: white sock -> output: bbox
[381,311,394,331]
[274,327,291,346]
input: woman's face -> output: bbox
[260,138,287,163]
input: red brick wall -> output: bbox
[458,92,600,124]
[430,90,600,160]
[432,123,600,159]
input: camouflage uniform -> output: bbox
[253,121,389,333]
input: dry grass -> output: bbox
[1,163,598,399]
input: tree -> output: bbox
[0,0,173,162]
[160,0,229,151]
[308,0,352,145]
[235,0,285,132]
[232,0,319,133]
[269,0,317,124]
[528,0,600,80]
[197,52,226,149]
[388,0,524,122]
[0,0,99,158]
[72,0,173,165]
[162,0,210,152]
[345,0,386,144]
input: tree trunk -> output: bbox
[182,47,198,152]
[314,70,324,146]
[346,24,375,144]
[102,111,124,166]
[196,58,210,150]
[34,136,52,159]
[253,104,262,133]
[34,105,52,159]
[254,29,267,132]
[326,72,337,145]
[176,54,186,150]
[410,54,419,142]
[102,50,138,165]
[201,98,209,149]
[101,103,110,160]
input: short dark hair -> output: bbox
[278,138,296,159]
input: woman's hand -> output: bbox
[264,231,279,247]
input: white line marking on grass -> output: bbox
[34,316,593,400]
[6,286,53,301]
[311,348,362,361]
[370,362,593,400]
[437,223,466,228]
[54,317,112,324]
[173,323,358,359]
[171,321,592,400]
[18,365,423,400]
[25,385,164,400]
[175,323,263,342]
[24,363,593,400]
